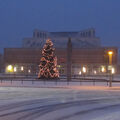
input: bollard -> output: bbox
[21,80,23,84]
[11,79,12,84]
[93,80,95,86]
[80,80,82,85]
[109,74,112,87]
[32,80,34,84]
[107,81,108,86]
[67,80,69,85]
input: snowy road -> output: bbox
[0,87,120,120]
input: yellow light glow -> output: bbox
[108,51,113,65]
[108,51,113,55]
[82,67,86,73]
[7,65,13,72]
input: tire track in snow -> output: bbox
[0,99,101,120]
[56,103,120,120]
[0,98,120,120]
[12,99,113,120]
[0,98,56,112]
[17,98,120,120]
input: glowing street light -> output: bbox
[7,65,13,72]
[108,51,113,65]
[7,65,12,71]
[108,51,113,55]
[108,51,114,87]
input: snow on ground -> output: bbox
[0,75,120,119]
[0,85,120,120]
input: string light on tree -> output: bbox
[38,39,59,79]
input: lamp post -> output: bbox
[108,51,113,87]
[108,51,113,65]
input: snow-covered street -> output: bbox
[0,86,120,120]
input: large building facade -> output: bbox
[4,28,118,75]
[23,28,101,49]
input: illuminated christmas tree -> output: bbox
[38,39,59,79]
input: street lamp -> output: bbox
[7,65,13,72]
[108,51,113,65]
[108,50,113,87]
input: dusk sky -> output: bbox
[0,0,120,53]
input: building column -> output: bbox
[67,38,72,81]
